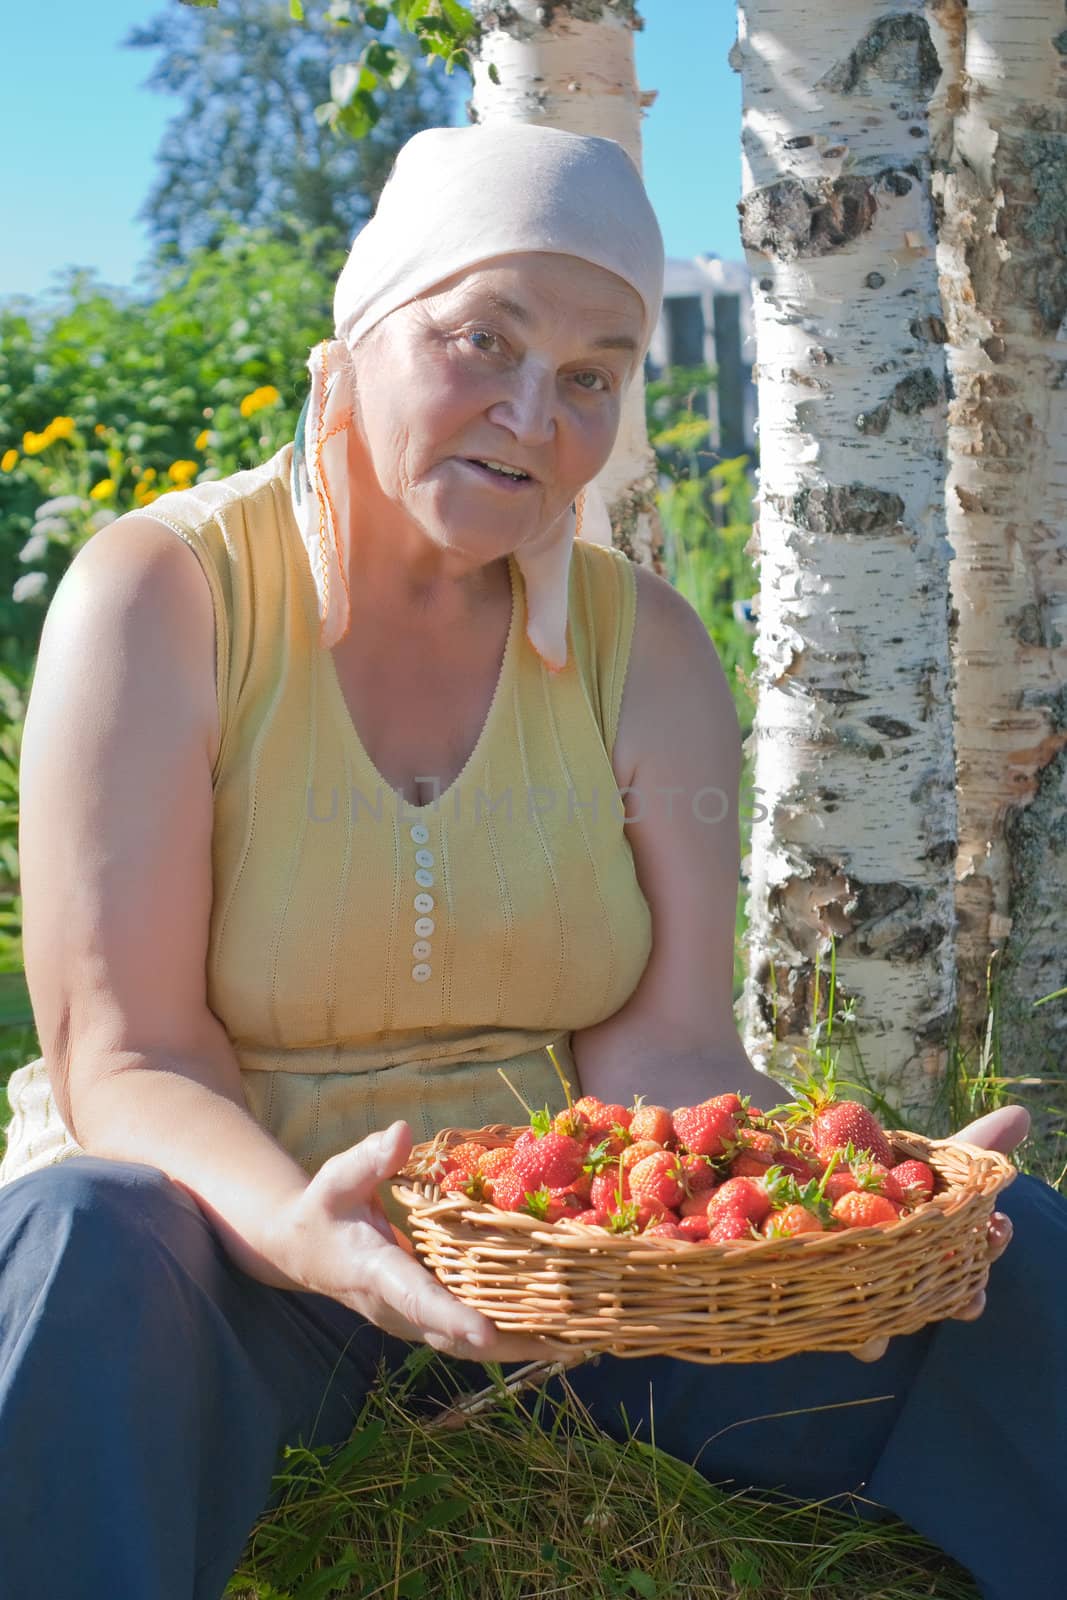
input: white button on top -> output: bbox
[414,868,435,889]
[412,963,432,983]
[409,823,430,845]
[414,916,435,938]
[414,848,435,869]
[412,939,432,960]
[414,892,434,914]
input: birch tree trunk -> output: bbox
[734,2,958,1115]
[929,0,1067,1075]
[468,0,661,565]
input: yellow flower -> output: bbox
[47,416,76,441]
[1,449,17,472]
[167,459,198,485]
[89,478,116,501]
[238,384,281,419]
[195,429,210,451]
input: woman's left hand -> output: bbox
[850,1103,1029,1362]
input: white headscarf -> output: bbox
[291,122,665,671]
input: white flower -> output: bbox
[13,571,49,603]
[19,533,49,564]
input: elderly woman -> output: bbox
[0,124,1061,1600]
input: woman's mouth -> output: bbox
[460,457,535,489]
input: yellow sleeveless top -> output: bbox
[0,445,652,1184]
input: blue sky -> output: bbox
[0,0,742,301]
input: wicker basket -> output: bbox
[392,1123,1016,1364]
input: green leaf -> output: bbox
[410,1495,471,1537]
[289,0,305,18]
[0,970,32,1028]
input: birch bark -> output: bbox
[930,0,1067,1075]
[468,0,661,564]
[734,2,958,1114]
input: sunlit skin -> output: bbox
[342,251,645,629]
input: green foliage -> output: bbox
[131,0,456,257]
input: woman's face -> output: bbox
[347,252,645,565]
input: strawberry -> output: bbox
[551,1106,592,1142]
[490,1167,530,1212]
[707,1176,771,1225]
[442,1140,488,1177]
[590,1169,630,1213]
[703,1092,746,1118]
[673,1103,738,1158]
[644,1221,685,1241]
[677,1214,711,1242]
[629,1102,675,1145]
[511,1131,584,1191]
[883,1159,936,1207]
[706,1208,757,1244]
[681,1154,719,1194]
[832,1191,901,1229]
[761,1204,824,1239]
[628,1151,685,1211]
[620,1139,664,1172]
[811,1102,894,1167]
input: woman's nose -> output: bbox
[487,365,556,445]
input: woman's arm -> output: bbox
[571,562,775,1108]
[19,518,557,1362]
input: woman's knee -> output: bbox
[0,1155,219,1305]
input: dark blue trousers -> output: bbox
[0,1157,1061,1599]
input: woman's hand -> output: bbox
[849,1103,1028,1363]
[270,1120,571,1365]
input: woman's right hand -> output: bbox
[270,1120,572,1365]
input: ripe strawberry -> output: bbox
[442,1141,488,1177]
[729,1151,777,1179]
[629,1102,675,1145]
[490,1167,529,1212]
[761,1204,824,1239]
[673,1103,737,1158]
[812,1102,894,1167]
[832,1191,901,1229]
[552,1106,592,1142]
[621,1139,664,1172]
[677,1214,711,1242]
[707,1177,771,1225]
[703,1092,746,1118]
[512,1131,584,1191]
[681,1154,719,1194]
[590,1169,629,1213]
[628,1151,685,1211]
[706,1208,756,1244]
[883,1159,936,1207]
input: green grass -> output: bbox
[227,1360,982,1600]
